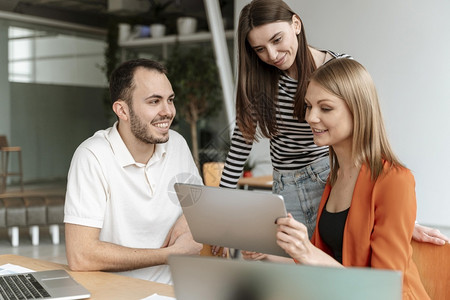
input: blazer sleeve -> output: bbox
[370,167,416,271]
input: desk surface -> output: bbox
[237,175,273,189]
[0,255,174,300]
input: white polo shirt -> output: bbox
[64,122,202,284]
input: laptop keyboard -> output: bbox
[0,273,51,299]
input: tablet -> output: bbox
[173,183,289,257]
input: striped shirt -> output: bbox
[220,51,351,188]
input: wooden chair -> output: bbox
[0,136,24,193]
[200,162,226,257]
[411,240,450,299]
[202,161,225,187]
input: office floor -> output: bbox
[0,225,67,265]
[0,181,449,267]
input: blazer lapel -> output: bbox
[342,164,376,266]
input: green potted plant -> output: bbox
[165,44,223,166]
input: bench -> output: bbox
[0,195,65,247]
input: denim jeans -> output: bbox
[273,157,330,238]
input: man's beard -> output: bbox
[129,106,170,144]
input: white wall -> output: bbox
[235,0,450,227]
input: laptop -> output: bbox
[173,183,289,257]
[169,255,402,300]
[0,269,90,300]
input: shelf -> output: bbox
[119,30,235,49]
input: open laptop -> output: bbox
[169,255,402,300]
[173,183,289,257]
[0,269,90,300]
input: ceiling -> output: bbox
[0,0,233,31]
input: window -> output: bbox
[8,26,106,87]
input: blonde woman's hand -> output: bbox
[276,213,312,263]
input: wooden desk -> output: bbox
[237,175,273,190]
[0,255,174,300]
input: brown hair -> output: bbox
[236,0,315,141]
[310,58,403,184]
[109,58,167,107]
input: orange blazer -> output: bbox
[311,162,429,300]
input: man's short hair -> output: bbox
[109,58,168,106]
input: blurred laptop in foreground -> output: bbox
[169,255,402,300]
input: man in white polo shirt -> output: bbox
[64,59,203,284]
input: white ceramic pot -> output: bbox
[150,24,166,38]
[177,17,197,35]
[118,23,131,42]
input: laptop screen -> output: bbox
[169,255,402,300]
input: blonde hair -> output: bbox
[310,58,403,184]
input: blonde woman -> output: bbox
[276,58,429,299]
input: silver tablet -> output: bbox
[173,183,289,257]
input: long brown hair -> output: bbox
[310,58,403,184]
[236,0,315,141]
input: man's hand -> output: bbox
[169,232,202,259]
[163,215,190,247]
[211,245,228,257]
[413,224,450,245]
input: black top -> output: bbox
[318,206,350,264]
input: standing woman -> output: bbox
[218,0,448,244]
[276,58,429,299]
[220,0,350,237]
